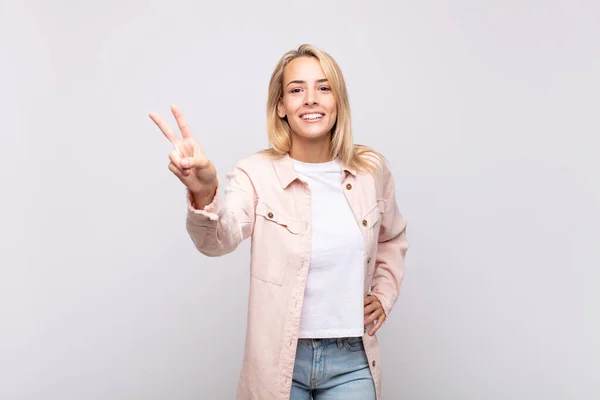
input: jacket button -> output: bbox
[346,183,352,190]
[268,212,274,218]
[372,360,376,367]
[362,220,367,226]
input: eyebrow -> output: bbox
[285,78,329,88]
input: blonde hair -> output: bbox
[260,44,386,174]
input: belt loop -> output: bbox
[337,338,343,350]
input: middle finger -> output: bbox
[171,105,193,139]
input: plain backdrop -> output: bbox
[1,0,598,399]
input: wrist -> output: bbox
[190,184,217,209]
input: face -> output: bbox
[277,56,337,142]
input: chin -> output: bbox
[294,130,332,141]
[291,123,335,141]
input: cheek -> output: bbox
[328,106,338,122]
[284,96,302,110]
[326,99,337,117]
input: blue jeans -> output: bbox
[290,337,376,400]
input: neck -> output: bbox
[289,132,332,163]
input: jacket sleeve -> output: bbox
[370,168,409,318]
[185,163,256,257]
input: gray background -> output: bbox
[1,0,598,399]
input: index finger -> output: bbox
[149,111,179,147]
[171,105,193,139]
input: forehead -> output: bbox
[283,56,326,83]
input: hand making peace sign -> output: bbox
[149,105,218,200]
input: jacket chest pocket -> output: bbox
[362,199,385,264]
[251,202,306,286]
[362,200,384,230]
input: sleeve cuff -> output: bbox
[186,184,220,222]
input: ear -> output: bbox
[277,100,286,119]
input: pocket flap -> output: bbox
[256,202,306,234]
[363,200,384,229]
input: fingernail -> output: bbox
[181,159,188,168]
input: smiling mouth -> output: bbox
[300,113,325,121]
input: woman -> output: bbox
[149,44,408,400]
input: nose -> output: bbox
[304,88,318,106]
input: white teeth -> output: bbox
[301,113,324,120]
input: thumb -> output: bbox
[182,154,210,169]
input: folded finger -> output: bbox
[168,161,184,178]
[363,303,378,315]
[171,161,192,177]
[185,155,210,169]
[364,309,383,326]
[364,295,378,305]
[169,149,190,171]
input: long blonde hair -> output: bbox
[260,44,386,174]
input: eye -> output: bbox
[319,86,331,91]
[290,88,302,93]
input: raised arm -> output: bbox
[149,105,255,257]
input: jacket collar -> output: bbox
[272,152,357,189]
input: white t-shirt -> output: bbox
[291,158,365,338]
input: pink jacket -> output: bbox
[185,152,408,400]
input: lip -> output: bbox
[299,112,326,123]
